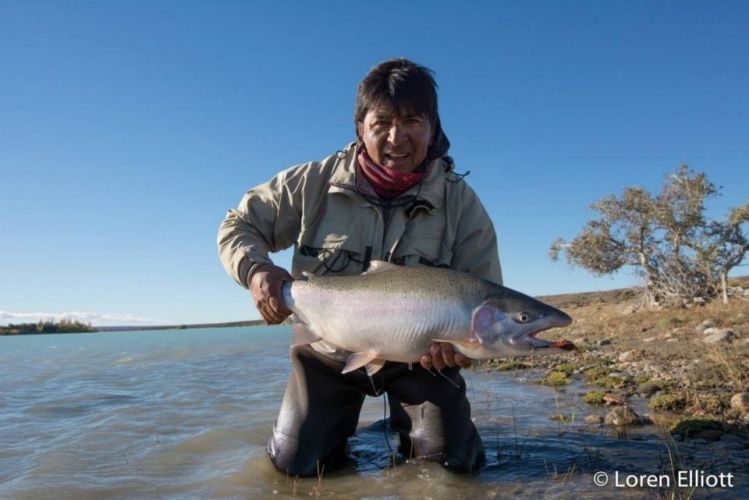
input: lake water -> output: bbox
[1,327,747,499]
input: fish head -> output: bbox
[464,292,576,358]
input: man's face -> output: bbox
[357,105,434,173]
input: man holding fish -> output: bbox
[218,58,573,477]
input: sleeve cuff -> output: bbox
[243,259,272,288]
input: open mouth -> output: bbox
[385,152,410,162]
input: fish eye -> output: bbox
[515,312,531,323]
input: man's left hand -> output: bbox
[420,342,472,370]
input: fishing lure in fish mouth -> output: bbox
[549,339,579,351]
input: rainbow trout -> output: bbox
[282,261,575,375]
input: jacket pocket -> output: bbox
[389,226,453,268]
[292,223,372,276]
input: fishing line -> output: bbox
[366,373,395,458]
[367,373,382,396]
[428,367,461,389]
[381,389,394,457]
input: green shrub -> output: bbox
[655,317,684,330]
[538,371,570,387]
[649,393,686,411]
[583,391,606,405]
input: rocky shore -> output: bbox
[489,280,749,444]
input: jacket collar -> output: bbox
[328,142,448,213]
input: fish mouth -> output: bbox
[527,331,578,352]
[530,312,574,348]
[524,313,576,352]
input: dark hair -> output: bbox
[354,58,450,159]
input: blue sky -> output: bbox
[1,1,747,326]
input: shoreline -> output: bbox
[0,319,272,335]
[94,319,269,332]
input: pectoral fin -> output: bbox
[291,322,322,347]
[342,351,384,375]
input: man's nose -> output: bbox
[388,122,407,144]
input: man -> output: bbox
[218,58,502,476]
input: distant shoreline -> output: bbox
[0,319,277,335]
[94,319,275,332]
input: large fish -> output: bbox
[282,261,575,375]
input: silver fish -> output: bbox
[282,261,575,375]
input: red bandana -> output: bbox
[357,149,425,198]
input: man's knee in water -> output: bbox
[267,432,350,477]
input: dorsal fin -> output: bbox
[363,260,400,275]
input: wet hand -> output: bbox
[249,264,294,324]
[420,342,472,371]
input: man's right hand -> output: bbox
[249,264,294,324]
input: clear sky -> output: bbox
[1,1,747,327]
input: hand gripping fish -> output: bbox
[282,261,576,375]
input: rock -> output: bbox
[695,319,717,334]
[603,393,626,405]
[618,350,639,363]
[703,326,732,336]
[643,336,658,343]
[703,329,734,344]
[604,406,641,426]
[730,393,749,414]
[637,382,662,398]
[597,339,612,347]
[584,415,604,424]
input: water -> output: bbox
[1,327,747,499]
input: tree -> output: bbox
[698,202,749,302]
[550,165,748,306]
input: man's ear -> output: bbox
[428,118,450,159]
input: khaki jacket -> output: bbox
[218,142,501,289]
